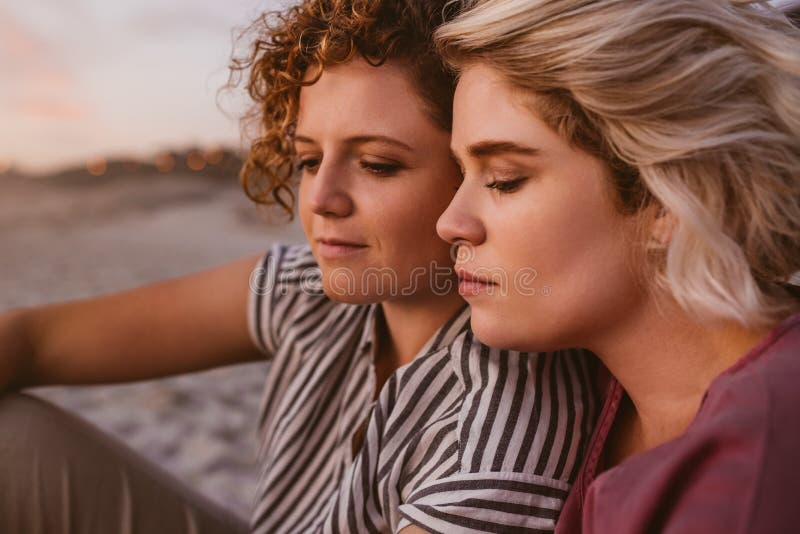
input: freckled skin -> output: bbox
[296,58,462,304]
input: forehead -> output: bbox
[453,66,525,134]
[296,58,431,140]
[452,64,557,154]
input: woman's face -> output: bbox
[296,58,461,304]
[437,64,646,352]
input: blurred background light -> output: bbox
[0,0,279,175]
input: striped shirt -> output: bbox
[247,244,597,533]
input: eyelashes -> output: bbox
[295,158,403,176]
[296,158,320,172]
[485,176,528,193]
[359,161,402,176]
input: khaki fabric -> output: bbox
[0,393,249,534]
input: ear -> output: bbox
[647,206,677,249]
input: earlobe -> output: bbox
[648,207,676,249]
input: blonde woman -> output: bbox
[425,1,800,532]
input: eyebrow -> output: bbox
[293,134,414,152]
[464,140,540,159]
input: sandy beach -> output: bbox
[1,168,305,518]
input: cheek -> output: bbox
[419,168,462,228]
[476,191,642,350]
[379,201,443,265]
[499,180,621,273]
[297,179,313,234]
[381,175,457,249]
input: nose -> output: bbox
[436,184,486,249]
[305,163,354,218]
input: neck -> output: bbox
[377,290,465,369]
[591,296,772,459]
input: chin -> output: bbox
[320,277,381,305]
[469,313,522,350]
[322,289,378,305]
[470,312,563,353]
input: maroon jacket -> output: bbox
[557,313,800,534]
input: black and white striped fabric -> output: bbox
[247,244,596,533]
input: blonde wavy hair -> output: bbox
[436,0,800,328]
[228,0,460,218]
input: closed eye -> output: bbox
[485,177,528,193]
[297,158,320,173]
[360,161,403,176]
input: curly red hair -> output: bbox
[229,0,460,218]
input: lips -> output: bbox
[317,237,366,247]
[456,267,498,296]
[315,237,369,259]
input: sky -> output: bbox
[1,0,796,174]
[0,0,282,174]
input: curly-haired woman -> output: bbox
[0,1,595,532]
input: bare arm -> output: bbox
[399,526,429,534]
[0,254,267,391]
